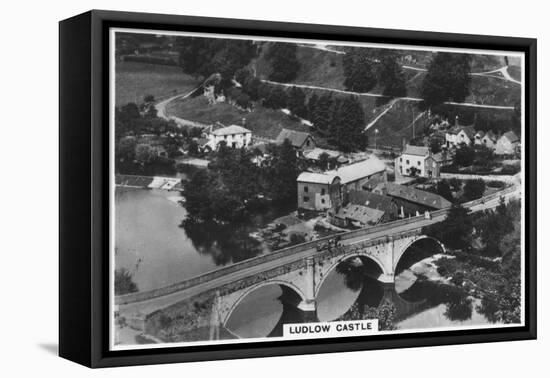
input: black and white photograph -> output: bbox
[110,27,526,350]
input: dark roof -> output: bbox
[276,128,313,148]
[483,130,497,141]
[501,131,519,143]
[361,175,386,191]
[384,183,452,210]
[335,204,385,225]
[447,125,476,139]
[348,190,395,213]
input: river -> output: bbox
[115,187,501,336]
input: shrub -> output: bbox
[115,268,138,295]
[487,180,506,189]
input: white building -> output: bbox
[495,131,520,155]
[445,125,476,148]
[395,144,442,178]
[204,124,252,150]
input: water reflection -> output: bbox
[115,188,293,291]
[223,256,501,338]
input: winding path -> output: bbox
[155,86,210,128]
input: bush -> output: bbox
[115,268,138,295]
[487,180,506,189]
[463,179,486,201]
[501,164,520,175]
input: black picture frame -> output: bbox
[59,9,537,368]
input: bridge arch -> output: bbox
[315,252,388,298]
[394,235,446,274]
[221,279,308,327]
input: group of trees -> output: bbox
[183,140,301,225]
[342,48,407,103]
[453,145,496,169]
[425,198,521,324]
[178,38,257,87]
[420,52,472,109]
[235,68,369,152]
[115,101,184,175]
[265,43,300,82]
[308,93,368,151]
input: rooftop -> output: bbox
[402,144,430,157]
[210,124,251,136]
[501,131,519,143]
[276,128,313,148]
[303,148,341,161]
[448,125,476,139]
[348,190,395,213]
[335,203,385,225]
[329,156,386,184]
[297,172,339,185]
[384,182,452,210]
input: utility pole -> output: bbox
[412,106,416,140]
[374,128,379,150]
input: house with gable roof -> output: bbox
[481,130,498,150]
[203,122,252,151]
[445,116,476,148]
[296,172,341,211]
[395,144,443,178]
[373,182,452,218]
[495,131,520,155]
[276,128,316,155]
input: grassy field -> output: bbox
[507,65,522,82]
[166,96,309,139]
[115,61,200,106]
[365,100,429,148]
[468,75,521,106]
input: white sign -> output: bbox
[283,320,379,340]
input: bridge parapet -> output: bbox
[116,186,517,307]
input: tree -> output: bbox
[330,96,367,152]
[463,179,486,201]
[115,268,138,295]
[473,145,495,168]
[178,38,256,79]
[187,140,200,156]
[116,136,137,163]
[430,138,442,154]
[266,43,300,82]
[377,51,407,98]
[408,166,420,177]
[264,139,299,203]
[318,152,330,171]
[263,87,288,109]
[340,302,397,331]
[287,87,307,118]
[454,145,475,167]
[434,180,454,202]
[420,52,472,108]
[310,94,334,134]
[423,203,473,250]
[135,144,156,165]
[342,48,377,92]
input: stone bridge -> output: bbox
[115,185,518,343]
[118,230,444,342]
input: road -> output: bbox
[154,87,210,128]
[260,79,516,110]
[117,186,520,317]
